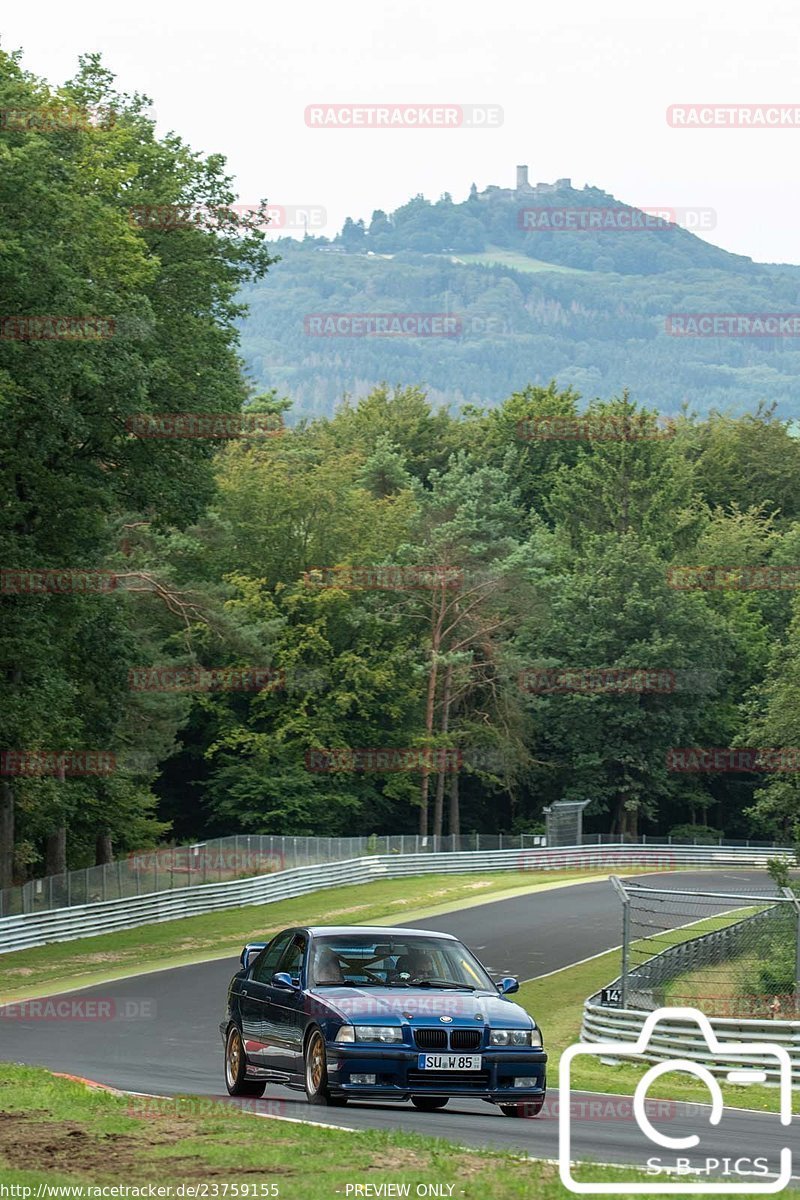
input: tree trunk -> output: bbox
[432,664,453,838]
[1,665,23,889]
[419,585,447,836]
[628,804,639,839]
[419,657,438,836]
[0,781,14,888]
[45,825,67,876]
[448,771,460,837]
[95,829,113,865]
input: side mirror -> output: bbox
[271,971,297,990]
[240,942,267,970]
[496,976,519,995]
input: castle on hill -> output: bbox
[476,165,575,199]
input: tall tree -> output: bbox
[517,534,731,836]
[0,48,275,879]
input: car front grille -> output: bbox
[414,1028,448,1049]
[407,1070,491,1089]
[413,1027,483,1050]
[450,1029,482,1050]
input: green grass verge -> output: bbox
[453,249,593,275]
[0,869,640,1004]
[0,1064,701,1198]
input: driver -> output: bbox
[313,947,345,985]
[394,947,435,981]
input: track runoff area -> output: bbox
[0,866,793,1187]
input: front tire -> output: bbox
[225,1025,266,1097]
[304,1028,348,1106]
[500,1096,545,1118]
[411,1096,448,1111]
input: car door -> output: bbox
[242,932,292,1074]
[263,931,309,1079]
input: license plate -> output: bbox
[417,1053,482,1071]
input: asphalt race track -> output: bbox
[0,868,795,1175]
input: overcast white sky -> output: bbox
[3,0,800,263]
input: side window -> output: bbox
[277,933,307,983]
[251,933,292,983]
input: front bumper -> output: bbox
[325,1043,547,1101]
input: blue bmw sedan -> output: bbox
[219,925,546,1116]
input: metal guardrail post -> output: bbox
[610,874,630,1009]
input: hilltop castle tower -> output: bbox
[477,168,574,201]
[514,166,572,194]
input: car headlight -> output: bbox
[335,1025,355,1043]
[353,1025,403,1043]
[490,1027,541,1047]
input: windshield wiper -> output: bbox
[414,979,477,990]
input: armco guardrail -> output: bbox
[0,843,792,955]
[1,832,553,917]
[580,1000,800,1083]
[2,831,786,918]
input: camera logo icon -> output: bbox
[559,1006,792,1194]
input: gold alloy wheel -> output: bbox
[226,1027,242,1088]
[307,1030,325,1094]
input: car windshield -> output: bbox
[308,935,495,990]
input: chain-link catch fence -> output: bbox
[602,876,800,1019]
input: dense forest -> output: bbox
[3,49,800,889]
[241,188,800,418]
